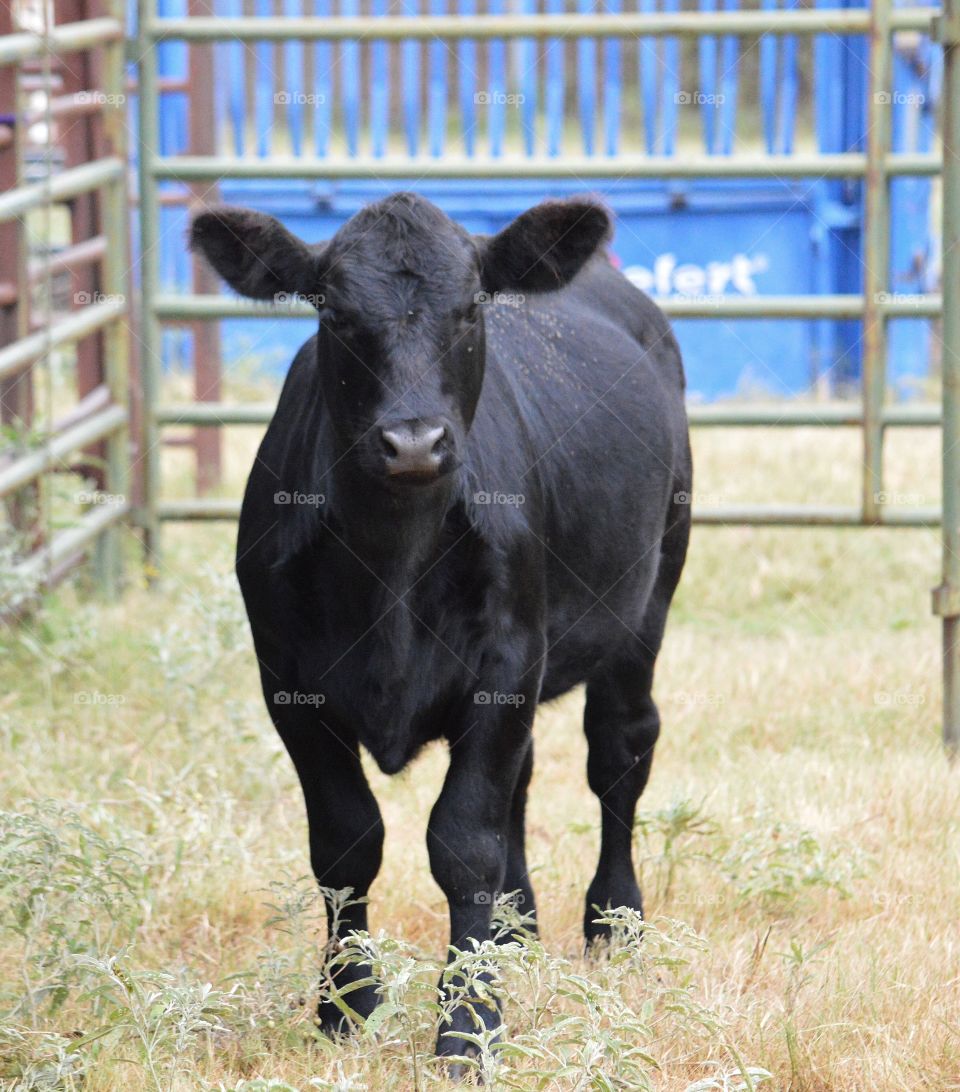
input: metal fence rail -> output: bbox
[135,0,960,749]
[0,0,131,604]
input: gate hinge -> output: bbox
[932,581,960,617]
[932,10,960,46]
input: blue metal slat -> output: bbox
[283,0,305,156]
[457,0,477,157]
[519,0,538,157]
[603,0,621,156]
[402,0,421,156]
[371,0,389,157]
[313,0,332,157]
[545,0,564,157]
[699,0,718,153]
[639,0,658,154]
[217,0,245,156]
[341,0,360,157]
[759,0,777,153]
[428,0,447,157]
[488,0,506,157]
[661,0,680,157]
[779,0,799,153]
[719,0,739,156]
[577,0,596,156]
[253,0,274,158]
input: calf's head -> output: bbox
[191,192,610,490]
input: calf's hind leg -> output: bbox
[582,515,688,944]
[582,650,660,943]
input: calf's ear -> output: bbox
[190,206,322,302]
[479,198,611,294]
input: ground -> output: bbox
[0,423,957,1090]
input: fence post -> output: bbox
[188,0,222,497]
[94,0,131,595]
[861,0,892,523]
[137,0,162,569]
[934,0,960,755]
[0,3,35,547]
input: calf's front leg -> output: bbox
[279,714,385,1034]
[427,682,538,1062]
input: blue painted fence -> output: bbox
[144,0,941,402]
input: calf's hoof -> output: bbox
[583,890,645,953]
[316,970,381,1037]
[436,996,502,1080]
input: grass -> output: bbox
[0,418,957,1090]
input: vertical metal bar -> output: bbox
[487,0,505,157]
[861,0,892,523]
[457,0,476,158]
[59,0,104,487]
[138,0,162,566]
[402,0,420,156]
[188,0,222,496]
[602,0,620,157]
[545,0,562,157]
[341,0,360,157]
[576,0,596,156]
[371,0,388,157]
[935,0,960,754]
[700,0,718,154]
[519,0,537,156]
[0,1,36,552]
[427,0,445,157]
[97,0,131,595]
[314,0,331,157]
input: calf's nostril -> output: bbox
[425,425,446,455]
[380,429,401,458]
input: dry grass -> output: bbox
[1,417,957,1090]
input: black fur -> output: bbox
[192,191,692,1062]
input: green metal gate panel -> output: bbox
[0,0,131,606]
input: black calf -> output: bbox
[191,191,691,1060]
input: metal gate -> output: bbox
[135,0,960,749]
[0,0,131,608]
